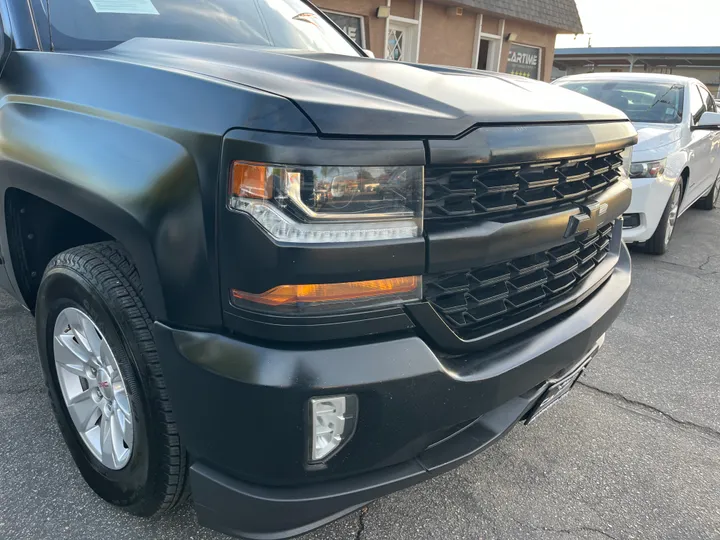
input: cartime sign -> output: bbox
[506,44,541,80]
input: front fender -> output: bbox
[0,102,220,326]
[664,148,689,185]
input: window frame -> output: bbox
[689,84,707,126]
[698,84,717,114]
[476,35,502,71]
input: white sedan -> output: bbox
[554,73,720,254]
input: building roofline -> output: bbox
[555,46,720,57]
[557,72,699,83]
[446,0,584,34]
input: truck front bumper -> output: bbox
[153,244,631,540]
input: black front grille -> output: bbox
[425,151,624,224]
[424,223,615,340]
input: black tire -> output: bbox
[645,181,682,255]
[35,242,188,516]
[694,172,720,210]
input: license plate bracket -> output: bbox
[524,339,603,425]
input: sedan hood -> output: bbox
[100,39,629,137]
[632,122,683,160]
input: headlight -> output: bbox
[228,162,423,243]
[629,159,666,179]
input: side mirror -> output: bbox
[694,111,720,130]
[363,49,375,58]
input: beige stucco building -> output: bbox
[316,0,583,82]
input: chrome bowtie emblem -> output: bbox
[565,200,609,238]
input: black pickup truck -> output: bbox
[0,1,636,538]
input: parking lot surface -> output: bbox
[1,209,719,540]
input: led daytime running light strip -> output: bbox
[229,197,419,244]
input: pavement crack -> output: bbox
[652,259,701,271]
[1,387,42,396]
[354,506,368,540]
[546,526,618,540]
[510,516,618,539]
[578,381,720,442]
[650,254,720,275]
[649,260,704,278]
[698,254,714,270]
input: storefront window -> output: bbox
[506,43,541,80]
[322,11,365,48]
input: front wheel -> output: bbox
[36,242,188,516]
[645,181,682,255]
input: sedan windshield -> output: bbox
[558,80,685,124]
[36,0,360,55]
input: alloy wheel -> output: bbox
[665,185,681,246]
[53,307,133,470]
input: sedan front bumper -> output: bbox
[622,175,676,243]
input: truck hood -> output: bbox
[99,39,629,137]
[632,122,683,161]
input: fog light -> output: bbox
[623,213,640,229]
[309,395,358,463]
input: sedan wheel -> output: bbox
[664,184,681,246]
[646,181,682,255]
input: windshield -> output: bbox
[558,80,685,124]
[35,0,360,55]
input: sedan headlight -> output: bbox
[629,159,666,179]
[228,161,423,243]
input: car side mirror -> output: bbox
[363,49,375,58]
[693,111,720,130]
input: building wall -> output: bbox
[480,15,502,36]
[316,0,562,82]
[419,2,477,68]
[391,0,417,19]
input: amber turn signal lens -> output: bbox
[230,162,271,199]
[232,277,419,307]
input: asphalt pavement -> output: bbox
[1,208,720,540]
